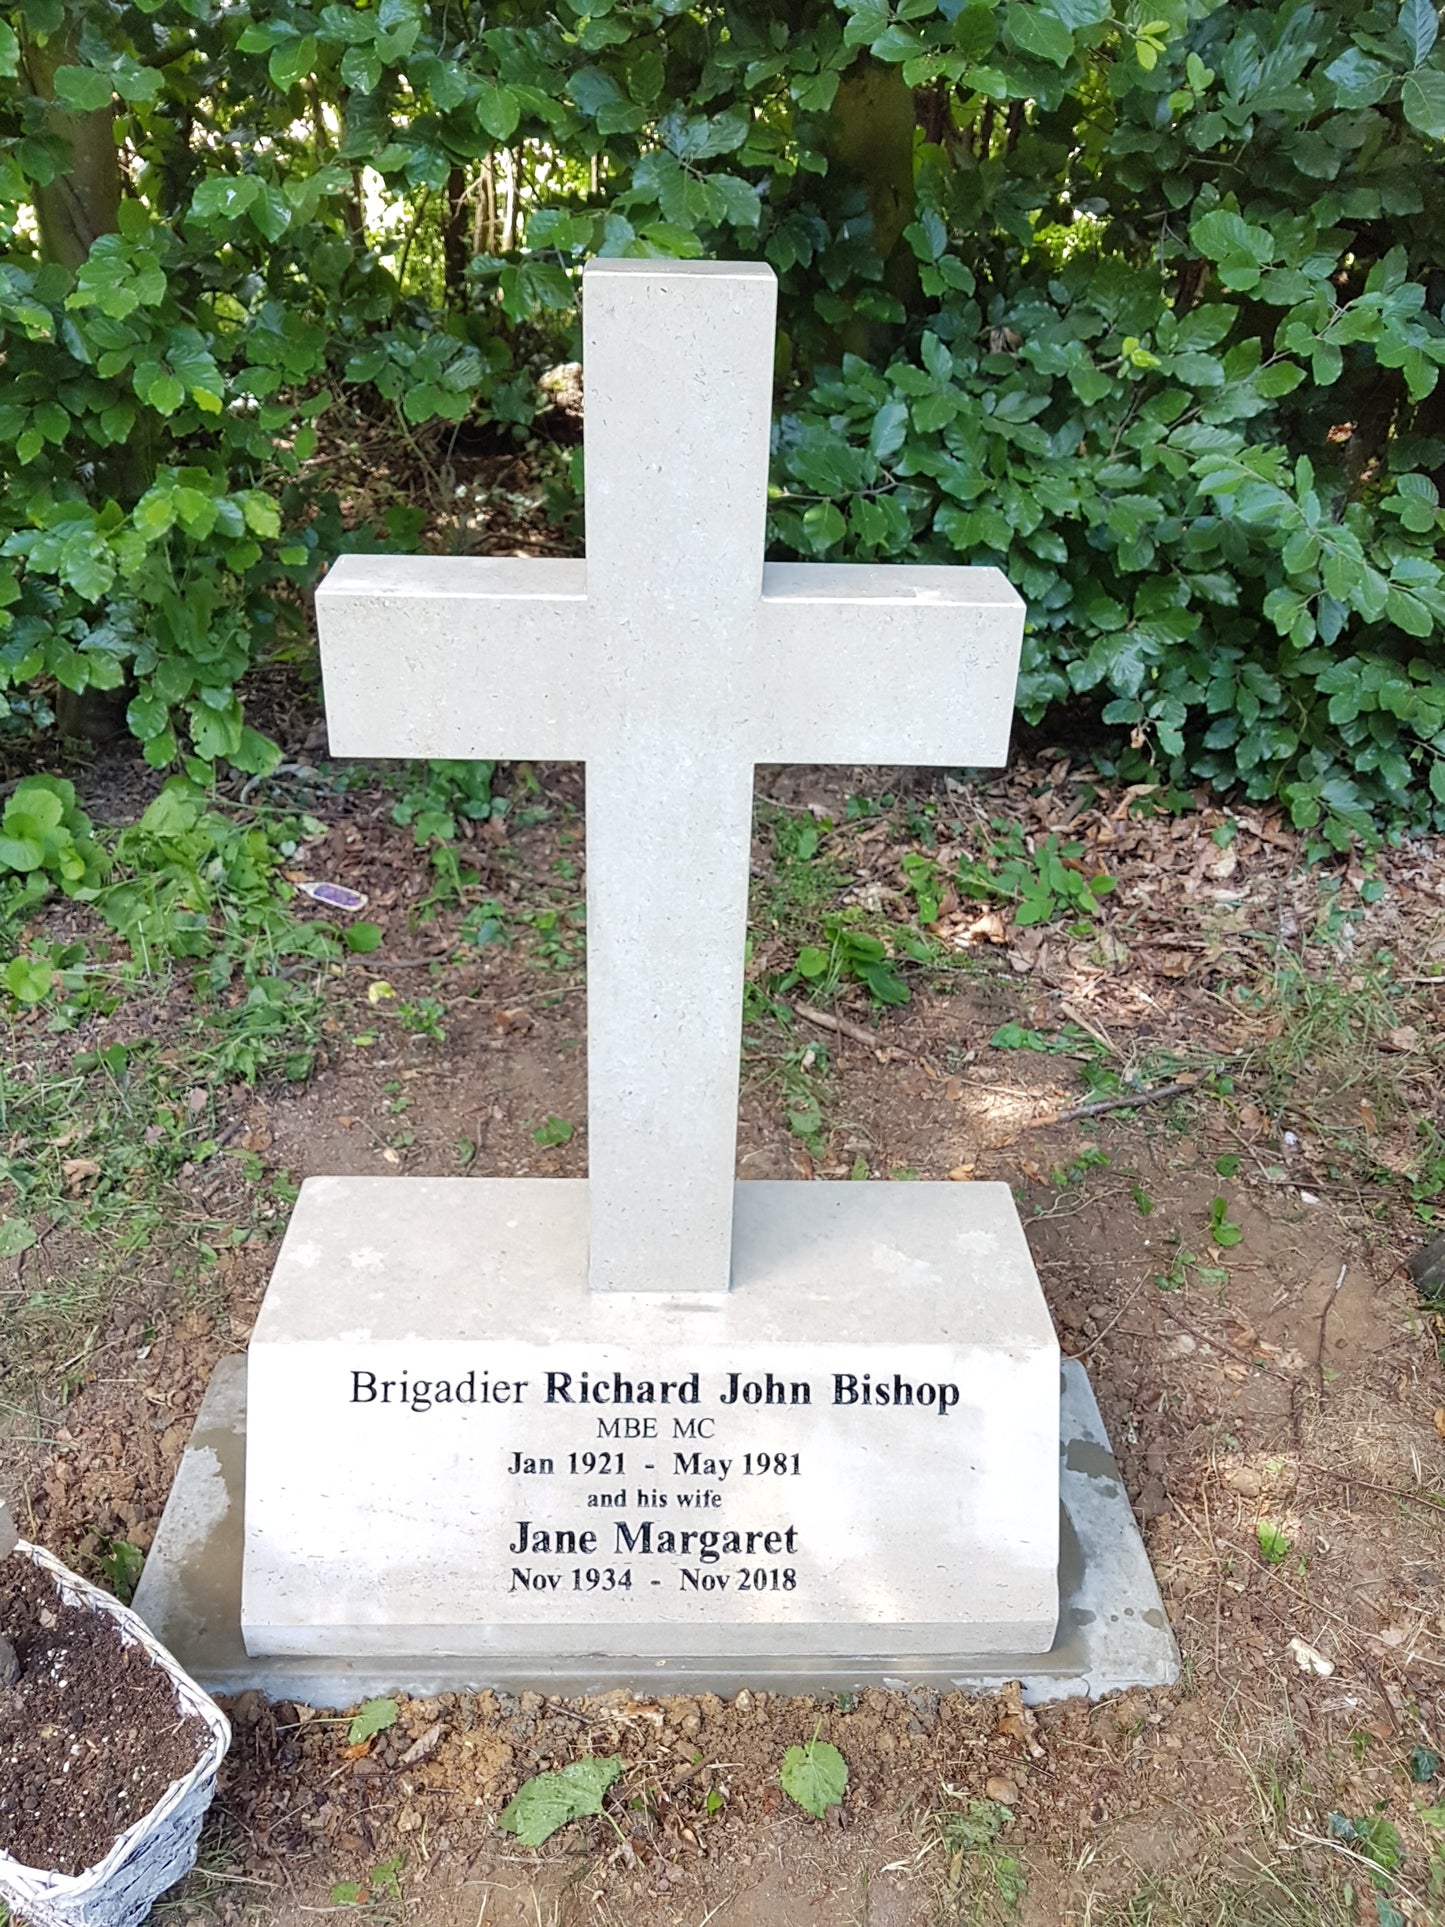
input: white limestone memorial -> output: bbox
[136,260,1177,1700]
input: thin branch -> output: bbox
[790,1001,883,1051]
[1029,1073,1217,1128]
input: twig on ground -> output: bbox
[1314,1263,1347,1392]
[1299,1460,1445,1507]
[362,955,455,968]
[790,1002,883,1051]
[1030,1073,1213,1127]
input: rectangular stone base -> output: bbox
[133,1354,1179,1705]
[240,1179,1060,1658]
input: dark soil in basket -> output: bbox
[0,1555,209,1877]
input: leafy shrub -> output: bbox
[103,779,336,984]
[0,0,1442,840]
[0,774,102,903]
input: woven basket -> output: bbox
[0,1543,230,1927]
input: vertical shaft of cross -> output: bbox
[581,262,777,1293]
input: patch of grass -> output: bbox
[933,1797,1027,1923]
[770,1039,833,1159]
[1260,955,1406,1123]
[1085,1866,1354,1926]
[752,802,850,946]
[0,1024,284,1413]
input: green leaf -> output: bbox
[269,34,318,89]
[4,956,53,1003]
[143,370,186,416]
[237,491,281,538]
[569,67,624,116]
[0,20,18,78]
[476,81,521,141]
[533,1115,574,1147]
[1208,1195,1244,1248]
[126,690,170,741]
[345,921,384,954]
[1004,2,1074,64]
[1190,209,1275,288]
[803,501,846,549]
[53,66,113,112]
[1256,1520,1291,1566]
[191,176,262,223]
[1403,69,1445,138]
[347,1697,399,1744]
[1041,0,1109,27]
[1400,0,1439,64]
[990,1022,1050,1051]
[498,1756,622,1847]
[188,698,244,762]
[0,1216,37,1255]
[780,1740,849,1817]
[0,832,44,872]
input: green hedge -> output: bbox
[1,0,1443,840]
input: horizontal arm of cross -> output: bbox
[752,563,1024,768]
[317,555,591,761]
[319,553,1024,771]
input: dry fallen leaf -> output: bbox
[1384,1025,1420,1053]
[1433,1409,1445,1441]
[960,910,1008,947]
[948,1164,975,1181]
[61,1157,100,1195]
[1288,1637,1335,1678]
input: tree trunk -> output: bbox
[443,163,471,308]
[22,9,137,743]
[820,56,918,361]
[21,22,121,270]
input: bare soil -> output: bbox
[0,1553,208,1876]
[3,743,1444,1923]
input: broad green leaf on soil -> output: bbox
[98,1538,144,1601]
[498,1756,622,1847]
[780,1740,849,1817]
[347,1697,399,1744]
[1256,1520,1291,1565]
[4,957,53,1004]
[344,921,384,953]
[0,1218,37,1256]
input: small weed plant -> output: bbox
[957,822,1115,928]
[389,758,498,911]
[937,1797,1027,1921]
[780,1734,848,1818]
[331,1853,404,1911]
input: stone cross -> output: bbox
[318,260,1022,1295]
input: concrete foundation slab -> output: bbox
[134,1355,1178,1706]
